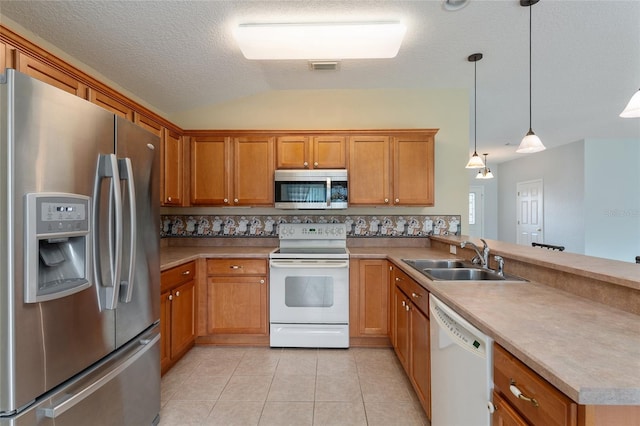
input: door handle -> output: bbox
[93,153,123,310]
[118,158,136,303]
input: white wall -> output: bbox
[584,139,640,262]
[468,171,499,240]
[497,141,586,254]
[169,89,471,233]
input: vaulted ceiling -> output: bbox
[1,0,639,162]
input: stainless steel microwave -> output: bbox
[274,169,348,209]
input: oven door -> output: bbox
[269,259,349,324]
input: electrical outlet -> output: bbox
[449,245,457,255]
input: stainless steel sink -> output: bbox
[402,258,467,269]
[423,267,506,281]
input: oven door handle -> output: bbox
[269,259,349,269]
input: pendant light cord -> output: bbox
[529,2,533,131]
[474,59,478,152]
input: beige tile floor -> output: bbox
[160,346,430,426]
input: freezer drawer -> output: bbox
[1,325,160,426]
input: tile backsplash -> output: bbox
[161,214,461,238]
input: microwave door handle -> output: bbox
[326,178,331,207]
[92,154,123,310]
[118,158,136,303]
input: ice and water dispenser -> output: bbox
[24,193,91,303]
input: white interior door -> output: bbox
[468,185,484,238]
[516,179,544,246]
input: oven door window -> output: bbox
[285,276,334,308]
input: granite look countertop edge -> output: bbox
[160,245,640,405]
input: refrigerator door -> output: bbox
[114,117,160,348]
[0,70,115,414]
[0,324,161,426]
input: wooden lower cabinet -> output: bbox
[201,258,269,345]
[349,259,389,346]
[391,266,431,419]
[161,262,196,374]
[493,391,528,426]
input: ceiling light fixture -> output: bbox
[233,21,406,60]
[476,154,494,179]
[516,0,546,154]
[620,88,640,118]
[442,0,471,12]
[466,53,485,169]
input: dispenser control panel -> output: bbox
[30,195,90,235]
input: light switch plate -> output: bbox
[449,245,457,255]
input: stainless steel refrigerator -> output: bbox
[0,69,161,425]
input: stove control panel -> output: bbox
[279,223,346,240]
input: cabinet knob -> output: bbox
[260,279,265,284]
[313,162,318,167]
[384,198,389,203]
[230,265,243,270]
[234,198,239,203]
[395,277,403,282]
[411,292,421,298]
[401,300,406,307]
[175,291,180,297]
[168,294,173,301]
[182,270,190,275]
[405,304,410,311]
[223,198,229,203]
[395,198,400,203]
[303,161,309,167]
[167,196,172,202]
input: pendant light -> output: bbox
[516,0,546,154]
[620,88,640,118]
[476,154,494,179]
[466,53,485,168]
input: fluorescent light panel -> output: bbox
[234,21,406,60]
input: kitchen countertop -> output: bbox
[160,243,640,406]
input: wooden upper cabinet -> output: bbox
[16,52,87,98]
[87,88,133,120]
[393,136,434,206]
[233,136,275,206]
[276,135,346,169]
[348,135,391,205]
[133,112,163,137]
[162,129,184,206]
[190,135,229,205]
[1,41,15,70]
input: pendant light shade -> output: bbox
[476,153,494,179]
[466,53,485,168]
[620,88,640,118]
[516,0,546,154]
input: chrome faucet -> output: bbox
[494,255,505,277]
[461,239,490,268]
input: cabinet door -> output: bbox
[160,290,172,372]
[410,305,431,419]
[492,391,528,426]
[358,259,388,336]
[312,136,346,169]
[170,280,195,358]
[348,135,390,205]
[393,137,434,206]
[87,88,133,120]
[190,136,229,205]
[232,137,274,206]
[163,129,184,205]
[1,41,14,70]
[133,112,164,138]
[276,136,310,169]
[16,52,87,98]
[393,286,410,371]
[207,276,268,334]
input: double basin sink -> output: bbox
[402,258,527,282]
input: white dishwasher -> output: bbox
[429,294,493,426]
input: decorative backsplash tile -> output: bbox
[161,215,461,238]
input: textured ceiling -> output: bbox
[1,0,639,163]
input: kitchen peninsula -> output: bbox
[161,234,640,425]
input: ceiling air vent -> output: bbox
[308,61,340,71]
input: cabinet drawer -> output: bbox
[161,261,196,292]
[394,269,429,316]
[207,258,267,275]
[493,344,577,426]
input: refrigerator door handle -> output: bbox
[118,157,136,303]
[38,332,160,419]
[92,153,123,310]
